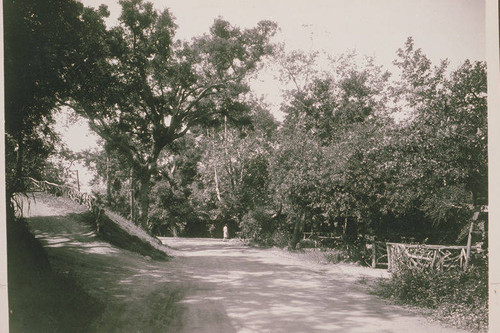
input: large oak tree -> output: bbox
[66,0,277,229]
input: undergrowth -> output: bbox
[374,263,488,332]
[298,238,371,265]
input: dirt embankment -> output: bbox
[27,193,171,260]
[86,208,170,260]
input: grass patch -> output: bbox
[8,217,104,332]
[91,284,186,332]
[374,264,488,332]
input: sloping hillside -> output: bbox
[27,193,171,260]
[7,206,103,332]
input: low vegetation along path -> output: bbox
[25,195,467,333]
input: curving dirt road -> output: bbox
[24,194,469,332]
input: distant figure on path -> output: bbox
[223,224,228,241]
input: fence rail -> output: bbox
[385,242,482,271]
[303,232,342,240]
[302,232,342,247]
[24,177,98,213]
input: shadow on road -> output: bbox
[22,194,464,333]
[160,238,464,333]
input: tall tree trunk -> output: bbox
[136,168,153,231]
[106,155,112,202]
[291,211,306,249]
[129,168,135,222]
[8,134,25,198]
[214,165,221,202]
[343,217,358,243]
[15,137,24,181]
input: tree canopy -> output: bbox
[4,0,91,202]
[64,0,277,229]
[6,0,487,250]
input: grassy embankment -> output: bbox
[7,216,103,332]
[7,193,172,332]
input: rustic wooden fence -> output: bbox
[384,242,482,271]
[303,232,341,243]
[301,231,482,272]
[24,177,99,213]
[366,241,389,268]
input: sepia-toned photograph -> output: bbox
[2,0,497,332]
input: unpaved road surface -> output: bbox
[25,194,468,332]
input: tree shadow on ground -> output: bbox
[162,238,464,333]
[26,214,235,332]
[24,205,462,333]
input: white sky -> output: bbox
[77,0,485,123]
[82,0,485,66]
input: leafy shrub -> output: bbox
[376,263,488,332]
[271,229,290,248]
[318,237,341,249]
[240,207,279,246]
[323,250,347,264]
[325,240,371,264]
[297,237,373,265]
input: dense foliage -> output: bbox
[376,264,488,332]
[63,0,277,230]
[7,0,486,248]
[3,0,89,202]
[80,39,487,250]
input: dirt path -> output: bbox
[25,195,469,333]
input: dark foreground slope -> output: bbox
[14,194,193,332]
[7,193,171,332]
[7,214,103,332]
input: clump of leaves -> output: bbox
[376,263,488,332]
[271,229,290,248]
[240,207,278,247]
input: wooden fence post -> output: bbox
[386,244,392,271]
[464,212,479,270]
[75,170,80,192]
[129,168,134,221]
[464,222,473,270]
